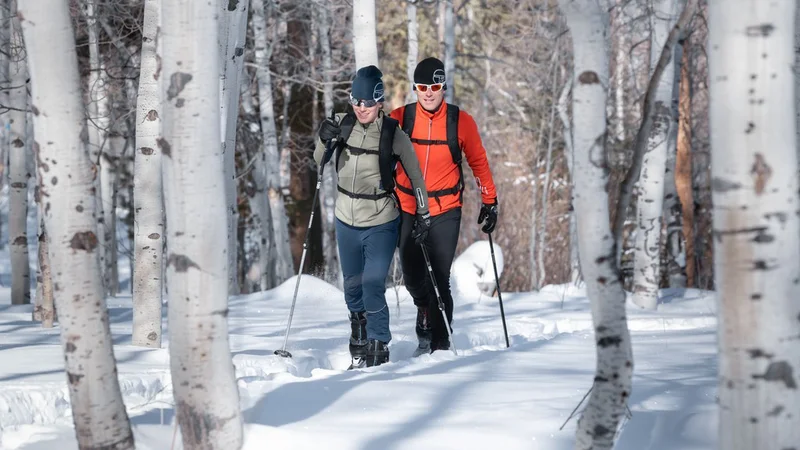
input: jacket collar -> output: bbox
[416,101,447,121]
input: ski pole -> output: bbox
[275,138,334,358]
[488,232,510,348]
[420,244,457,356]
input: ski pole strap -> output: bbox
[337,185,392,200]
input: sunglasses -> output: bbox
[349,94,379,108]
[414,83,444,93]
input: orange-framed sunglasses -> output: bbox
[414,83,444,93]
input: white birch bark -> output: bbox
[558,70,582,284]
[537,57,560,288]
[219,0,249,296]
[0,2,9,244]
[631,0,681,310]
[132,0,163,348]
[613,0,627,141]
[250,0,277,290]
[557,1,633,449]
[406,1,419,103]
[318,0,339,283]
[443,0,456,103]
[353,0,379,69]
[83,0,115,296]
[709,1,800,447]
[160,1,243,446]
[8,10,29,305]
[18,0,134,446]
[663,42,685,288]
[33,205,55,327]
[253,0,293,284]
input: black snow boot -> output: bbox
[412,306,432,357]
[348,311,368,369]
[365,339,390,367]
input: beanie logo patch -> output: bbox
[373,82,385,101]
[432,69,446,84]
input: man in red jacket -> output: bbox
[390,57,499,355]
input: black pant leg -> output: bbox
[398,211,430,308]
[423,208,462,341]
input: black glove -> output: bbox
[478,200,498,234]
[318,116,340,143]
[412,212,431,245]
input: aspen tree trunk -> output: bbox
[33,206,55,327]
[406,1,419,103]
[219,0,249,296]
[250,0,277,290]
[558,72,582,284]
[631,0,681,309]
[557,2,633,449]
[709,1,800,447]
[8,9,29,305]
[443,0,455,103]
[0,3,8,240]
[675,39,694,287]
[18,0,134,446]
[132,0,163,348]
[160,1,243,447]
[537,58,560,288]
[318,0,339,283]
[353,0,379,68]
[252,0,293,285]
[662,42,685,288]
[83,0,115,296]
[613,0,627,141]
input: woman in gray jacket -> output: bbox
[315,65,431,368]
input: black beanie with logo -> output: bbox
[413,57,446,85]
[351,65,385,102]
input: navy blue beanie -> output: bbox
[351,65,385,102]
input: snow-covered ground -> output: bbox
[0,240,718,449]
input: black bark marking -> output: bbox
[228,0,239,11]
[65,342,77,353]
[749,417,758,423]
[168,254,200,272]
[157,137,171,157]
[69,232,98,252]
[745,122,755,134]
[751,293,762,301]
[11,138,23,148]
[751,153,772,195]
[235,46,244,57]
[597,335,622,347]
[211,308,229,317]
[10,182,25,189]
[148,233,161,240]
[76,205,84,213]
[578,71,599,84]
[147,332,158,341]
[752,260,775,271]
[140,147,154,156]
[712,177,742,192]
[155,54,162,80]
[51,176,57,186]
[592,424,611,438]
[176,98,185,108]
[767,405,784,416]
[764,211,788,223]
[167,72,192,101]
[753,361,797,389]
[597,276,607,285]
[176,401,237,446]
[30,104,38,116]
[67,372,84,385]
[12,236,26,246]
[146,110,159,121]
[747,348,773,359]
[745,23,775,37]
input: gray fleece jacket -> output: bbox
[314,112,429,227]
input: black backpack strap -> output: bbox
[379,116,399,192]
[335,113,356,170]
[401,104,416,138]
[445,104,464,203]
